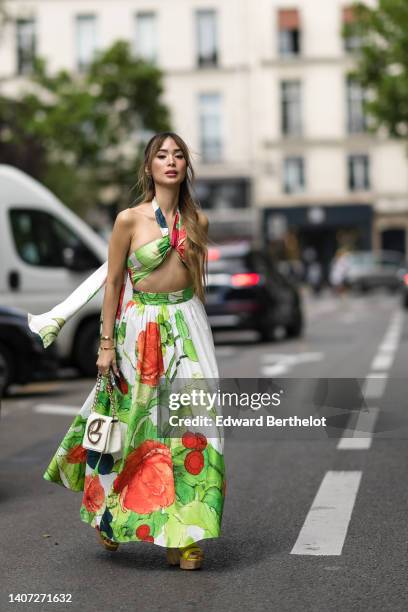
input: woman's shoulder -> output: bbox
[121,202,154,225]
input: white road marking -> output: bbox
[362,374,388,400]
[33,404,79,415]
[261,352,324,363]
[261,352,323,376]
[261,364,291,376]
[371,353,394,370]
[339,310,402,450]
[377,341,399,353]
[337,407,380,450]
[291,471,362,556]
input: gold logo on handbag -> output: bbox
[82,369,123,454]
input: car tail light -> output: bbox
[404,273,408,286]
[231,272,260,287]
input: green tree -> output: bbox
[344,1,408,141]
[0,40,171,217]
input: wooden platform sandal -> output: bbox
[166,544,204,570]
[96,528,119,552]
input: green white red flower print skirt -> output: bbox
[40,285,226,548]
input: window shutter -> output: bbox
[342,6,354,24]
[278,9,300,30]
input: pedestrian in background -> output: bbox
[329,247,351,296]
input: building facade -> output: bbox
[0,0,407,264]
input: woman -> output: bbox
[28,131,226,570]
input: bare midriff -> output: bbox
[134,248,193,293]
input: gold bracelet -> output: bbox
[99,346,115,350]
[100,335,113,340]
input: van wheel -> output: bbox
[74,319,100,377]
[0,342,14,396]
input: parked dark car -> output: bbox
[397,263,408,308]
[0,305,58,396]
[205,241,303,341]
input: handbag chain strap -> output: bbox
[91,370,117,418]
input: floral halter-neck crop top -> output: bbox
[127,196,187,288]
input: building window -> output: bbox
[134,11,157,63]
[278,9,301,56]
[198,93,222,162]
[196,9,218,67]
[346,77,367,133]
[281,80,302,136]
[283,156,305,194]
[75,14,98,71]
[195,178,249,210]
[342,5,361,52]
[348,154,370,191]
[16,18,36,75]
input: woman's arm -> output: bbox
[97,210,133,374]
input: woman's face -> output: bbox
[149,137,187,187]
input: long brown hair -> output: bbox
[131,132,208,302]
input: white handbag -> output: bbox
[83,370,122,454]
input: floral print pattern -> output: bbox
[113,440,175,515]
[136,322,165,387]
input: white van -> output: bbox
[0,164,109,376]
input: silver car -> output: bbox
[333,250,404,292]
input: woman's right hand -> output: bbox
[96,348,120,377]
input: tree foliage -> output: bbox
[344,1,408,139]
[0,40,172,216]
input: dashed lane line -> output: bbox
[291,308,402,556]
[370,353,395,370]
[338,310,403,450]
[337,406,380,450]
[261,352,323,376]
[33,404,79,415]
[361,374,388,400]
[290,471,362,556]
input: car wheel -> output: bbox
[74,319,100,377]
[286,312,304,338]
[259,325,278,343]
[403,293,408,309]
[0,342,14,396]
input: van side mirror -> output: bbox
[62,244,100,271]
